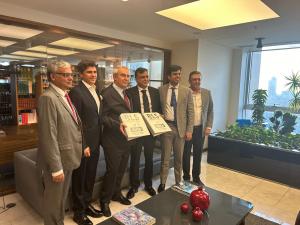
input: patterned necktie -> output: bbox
[141,90,150,113]
[65,93,78,123]
[170,87,177,123]
[123,90,131,109]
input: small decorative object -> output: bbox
[190,186,210,210]
[180,202,190,214]
[192,207,203,222]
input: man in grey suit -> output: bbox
[157,65,194,192]
[37,60,84,225]
[183,71,214,185]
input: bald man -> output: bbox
[99,67,134,217]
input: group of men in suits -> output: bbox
[37,60,213,225]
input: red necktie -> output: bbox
[65,93,78,123]
[123,90,131,110]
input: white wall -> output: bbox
[171,40,199,87]
[197,38,233,133]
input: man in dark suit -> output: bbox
[157,65,194,192]
[182,71,213,186]
[126,67,162,199]
[100,67,133,217]
[69,60,103,225]
[37,60,83,225]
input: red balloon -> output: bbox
[180,202,190,214]
[190,186,210,210]
[192,207,203,221]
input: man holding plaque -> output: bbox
[158,65,194,193]
[126,67,161,199]
[182,71,213,185]
[100,67,133,217]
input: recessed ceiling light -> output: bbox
[28,45,79,56]
[0,23,43,39]
[156,0,279,30]
[121,0,128,2]
[11,51,56,58]
[0,40,16,47]
[0,54,38,60]
[50,37,113,51]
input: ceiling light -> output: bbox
[0,23,43,39]
[156,0,279,30]
[11,51,56,58]
[0,40,16,47]
[28,45,79,56]
[0,54,38,60]
[50,37,113,51]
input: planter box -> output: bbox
[207,135,300,188]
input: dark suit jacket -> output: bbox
[69,81,103,152]
[126,86,162,114]
[101,84,133,148]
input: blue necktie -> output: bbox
[170,87,177,123]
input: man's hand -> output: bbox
[52,173,64,183]
[84,147,91,157]
[120,122,127,136]
[185,131,192,141]
[205,127,212,136]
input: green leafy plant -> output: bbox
[269,111,297,135]
[252,89,268,126]
[285,71,300,112]
[216,124,300,150]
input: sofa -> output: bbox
[14,140,173,216]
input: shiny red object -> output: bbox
[190,186,210,210]
[192,207,203,221]
[180,202,190,214]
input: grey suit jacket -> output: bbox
[199,88,214,136]
[37,85,83,174]
[159,84,194,138]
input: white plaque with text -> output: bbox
[142,112,171,136]
[120,113,150,140]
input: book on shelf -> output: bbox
[172,181,199,196]
[142,112,171,136]
[112,206,156,225]
[120,113,150,141]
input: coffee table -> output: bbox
[98,187,253,225]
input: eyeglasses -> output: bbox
[55,72,74,78]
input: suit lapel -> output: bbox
[49,86,79,125]
[134,86,141,112]
[162,85,169,112]
[79,81,99,114]
[111,85,131,111]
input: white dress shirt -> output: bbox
[82,80,100,112]
[138,86,152,113]
[165,84,179,121]
[192,91,202,126]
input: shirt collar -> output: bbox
[50,83,67,97]
[113,83,125,94]
[169,83,179,89]
[82,80,96,90]
[137,85,149,92]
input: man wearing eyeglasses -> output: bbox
[69,60,103,225]
[37,60,84,225]
[100,67,133,217]
[157,65,194,193]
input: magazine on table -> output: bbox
[172,181,199,196]
[112,206,156,225]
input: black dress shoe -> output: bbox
[112,194,131,205]
[100,202,111,217]
[126,187,138,199]
[193,178,204,186]
[73,213,93,225]
[85,205,103,218]
[145,186,156,196]
[157,184,165,193]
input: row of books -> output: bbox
[18,110,37,125]
[120,112,172,141]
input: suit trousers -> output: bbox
[182,125,204,181]
[100,144,130,203]
[160,123,185,184]
[43,170,72,225]
[72,149,100,213]
[129,136,155,189]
